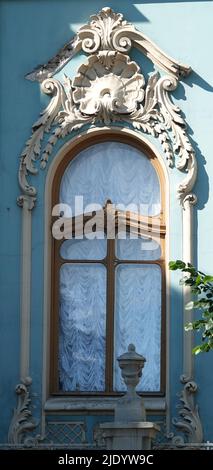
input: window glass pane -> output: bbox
[60,142,160,216]
[59,264,106,392]
[60,236,107,260]
[116,234,161,260]
[114,264,161,392]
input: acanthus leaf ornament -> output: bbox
[19,78,66,196]
[19,7,197,206]
[169,375,203,445]
[8,377,41,446]
[75,7,191,77]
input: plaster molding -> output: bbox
[19,7,195,204]
[18,195,35,380]
[8,378,40,446]
[18,69,196,204]
[25,7,191,82]
[18,79,66,198]
[17,195,36,210]
[169,375,203,444]
[72,52,145,116]
[168,190,203,443]
[182,193,197,381]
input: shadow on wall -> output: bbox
[172,74,211,268]
[184,70,212,214]
[172,75,211,213]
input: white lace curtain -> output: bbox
[59,142,162,392]
[60,141,160,215]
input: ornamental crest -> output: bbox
[19,7,196,205]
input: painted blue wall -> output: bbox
[0,0,212,443]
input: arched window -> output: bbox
[50,135,166,396]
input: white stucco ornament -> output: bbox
[18,6,197,206]
[73,53,145,118]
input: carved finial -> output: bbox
[115,344,147,422]
[117,343,146,391]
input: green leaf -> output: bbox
[169,260,186,270]
[206,293,213,298]
[191,287,201,294]
[185,322,193,331]
[194,300,211,309]
[185,301,194,310]
[203,311,211,319]
[184,279,194,287]
[169,261,178,270]
[170,259,213,355]
[201,343,211,352]
[184,267,197,276]
[203,275,213,284]
[195,275,202,286]
[176,260,186,269]
[192,346,202,355]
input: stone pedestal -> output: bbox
[99,422,160,450]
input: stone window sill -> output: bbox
[44,396,166,412]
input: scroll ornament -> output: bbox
[165,375,203,447]
[19,7,197,206]
[8,377,41,446]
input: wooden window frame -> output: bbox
[50,133,166,397]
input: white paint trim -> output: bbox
[17,195,35,381]
[42,127,170,429]
[182,194,197,379]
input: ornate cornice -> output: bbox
[25,7,190,82]
[18,7,196,206]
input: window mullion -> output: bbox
[105,238,115,392]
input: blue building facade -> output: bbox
[0,1,212,447]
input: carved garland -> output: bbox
[18,7,197,206]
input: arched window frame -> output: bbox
[49,130,168,398]
[14,8,200,438]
